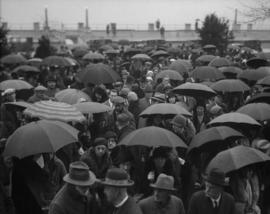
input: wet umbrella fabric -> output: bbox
[191,66,224,81]
[131,54,152,61]
[1,54,27,65]
[196,55,216,63]
[155,70,183,81]
[237,103,270,121]
[79,63,120,85]
[83,52,105,60]
[42,56,70,67]
[211,79,250,93]
[188,126,243,153]
[0,80,33,90]
[208,112,261,128]
[13,65,40,74]
[207,145,270,174]
[118,126,187,148]
[140,103,191,118]
[238,68,270,82]
[172,82,216,99]
[23,100,85,123]
[246,93,270,105]
[55,89,91,105]
[3,120,78,159]
[169,61,189,76]
[257,76,270,87]
[73,102,112,114]
[209,57,231,68]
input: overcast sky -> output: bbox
[1,0,267,30]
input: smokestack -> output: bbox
[234,9,238,24]
[85,7,89,30]
[44,6,49,30]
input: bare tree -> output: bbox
[242,0,270,22]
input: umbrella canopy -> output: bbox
[5,101,32,110]
[188,126,244,153]
[42,56,70,67]
[65,57,78,66]
[131,54,151,61]
[246,57,268,69]
[118,126,187,148]
[167,47,182,55]
[169,60,189,76]
[220,66,243,76]
[191,66,224,81]
[23,100,85,123]
[74,102,112,114]
[79,63,120,85]
[203,44,217,49]
[207,145,270,174]
[155,70,183,82]
[82,52,105,60]
[208,112,261,128]
[124,48,141,56]
[237,103,270,121]
[172,82,216,99]
[72,46,89,58]
[209,57,231,68]
[1,54,26,65]
[246,92,270,104]
[140,103,191,118]
[196,55,216,63]
[257,76,270,87]
[211,79,250,93]
[3,120,78,159]
[238,68,270,82]
[13,65,40,74]
[55,89,91,105]
[27,58,42,67]
[0,80,33,91]
[104,49,120,55]
[151,50,170,58]
[257,52,270,60]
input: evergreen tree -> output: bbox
[34,36,53,58]
[0,25,10,58]
[197,13,233,55]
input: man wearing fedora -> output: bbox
[49,161,99,214]
[101,167,142,214]
[139,173,185,214]
[187,168,235,214]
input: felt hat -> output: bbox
[100,168,134,187]
[204,168,227,186]
[150,173,176,191]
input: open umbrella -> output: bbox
[131,54,151,61]
[1,54,26,65]
[140,103,191,118]
[238,68,270,82]
[246,92,270,104]
[79,63,120,85]
[13,65,40,74]
[203,44,217,49]
[246,57,268,69]
[257,76,270,87]
[155,70,183,82]
[104,49,120,55]
[169,61,189,76]
[27,58,42,67]
[65,57,78,66]
[237,103,270,122]
[207,112,261,129]
[207,145,270,174]
[124,48,141,56]
[55,89,91,105]
[220,66,243,76]
[209,57,231,68]
[82,52,105,60]
[151,50,170,58]
[72,46,89,58]
[167,47,182,55]
[23,100,85,123]
[191,66,224,81]
[188,126,244,153]
[196,55,216,63]
[211,79,250,93]
[3,120,78,159]
[5,101,32,110]
[42,56,70,67]
[172,82,216,99]
[74,102,112,114]
[118,126,187,148]
[0,80,33,91]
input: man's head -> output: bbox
[34,85,47,99]
[116,113,130,130]
[109,89,118,102]
[113,96,126,114]
[93,138,107,158]
[171,114,186,135]
[47,76,57,89]
[204,168,227,200]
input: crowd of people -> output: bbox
[0,40,270,214]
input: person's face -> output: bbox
[4,156,13,169]
[104,186,119,203]
[36,91,44,98]
[154,189,170,204]
[153,116,162,125]
[168,97,176,104]
[205,181,222,200]
[154,157,166,169]
[196,106,204,116]
[108,138,117,150]
[109,91,118,101]
[162,78,170,85]
[95,145,107,157]
[172,124,184,134]
[75,185,89,196]
[95,93,102,102]
[47,81,56,89]
[115,103,124,113]
[119,162,131,173]
[7,93,16,101]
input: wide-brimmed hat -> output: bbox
[150,173,176,191]
[151,93,166,103]
[34,85,47,91]
[100,168,134,187]
[204,168,227,186]
[63,161,96,186]
[112,96,126,104]
[170,114,187,127]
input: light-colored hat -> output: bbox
[150,173,176,191]
[63,161,96,186]
[1,88,15,96]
